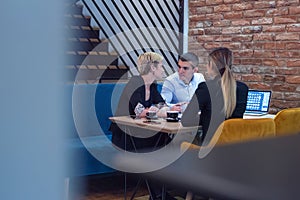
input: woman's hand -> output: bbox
[170,104,181,112]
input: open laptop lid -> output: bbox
[246,90,272,113]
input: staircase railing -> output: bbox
[80,0,185,77]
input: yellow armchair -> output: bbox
[181,118,276,200]
[274,107,300,136]
[181,118,276,151]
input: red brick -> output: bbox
[264,43,276,50]
[275,33,299,41]
[286,42,300,50]
[233,59,242,65]
[231,19,251,26]
[275,42,286,50]
[287,60,300,67]
[189,14,206,22]
[266,7,289,16]
[214,4,232,12]
[190,29,205,35]
[272,92,284,99]
[203,43,222,49]
[244,10,265,18]
[262,59,280,67]
[254,1,276,9]
[252,18,273,25]
[204,27,222,35]
[284,92,300,101]
[286,76,300,84]
[272,100,300,109]
[243,42,264,49]
[253,50,275,58]
[235,49,254,57]
[276,68,299,75]
[213,20,232,27]
[241,58,262,65]
[264,75,285,82]
[205,13,224,20]
[196,7,214,14]
[289,6,300,15]
[222,42,242,49]
[276,51,300,58]
[264,42,285,50]
[287,24,300,32]
[242,26,262,34]
[224,0,240,3]
[253,33,274,41]
[214,35,232,42]
[190,0,206,7]
[231,65,253,73]
[274,17,297,24]
[206,0,223,5]
[222,27,242,34]
[277,0,299,7]
[253,66,275,74]
[273,84,297,92]
[224,11,243,19]
[232,3,253,11]
[232,35,253,42]
[246,82,272,90]
[242,74,263,82]
[263,25,286,33]
[196,35,214,42]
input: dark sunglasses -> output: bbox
[178,65,191,70]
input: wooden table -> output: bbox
[109,116,200,134]
[109,116,201,200]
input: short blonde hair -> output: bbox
[137,52,163,75]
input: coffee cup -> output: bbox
[146,111,157,118]
[166,110,179,120]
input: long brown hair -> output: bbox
[209,47,237,118]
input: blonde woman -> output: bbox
[181,47,248,145]
[110,52,169,151]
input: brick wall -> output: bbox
[188,0,300,113]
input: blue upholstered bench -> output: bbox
[65,82,162,177]
[65,83,125,177]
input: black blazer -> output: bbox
[181,77,248,144]
[110,76,166,151]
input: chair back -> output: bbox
[211,118,276,146]
[181,118,276,151]
[274,107,300,136]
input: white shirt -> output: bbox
[161,72,205,108]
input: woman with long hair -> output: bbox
[181,47,248,145]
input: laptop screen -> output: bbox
[246,90,272,112]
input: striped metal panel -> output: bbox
[80,0,184,77]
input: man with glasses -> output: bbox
[161,52,205,113]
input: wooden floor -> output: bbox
[69,172,152,200]
[68,172,205,200]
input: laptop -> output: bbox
[244,90,272,116]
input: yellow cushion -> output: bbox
[212,118,276,146]
[181,118,276,150]
[274,107,300,136]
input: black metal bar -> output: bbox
[111,0,147,54]
[140,0,179,54]
[101,0,141,59]
[119,0,156,54]
[159,0,180,28]
[131,1,174,71]
[81,0,132,75]
[178,0,185,55]
[91,0,137,66]
[155,0,180,37]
